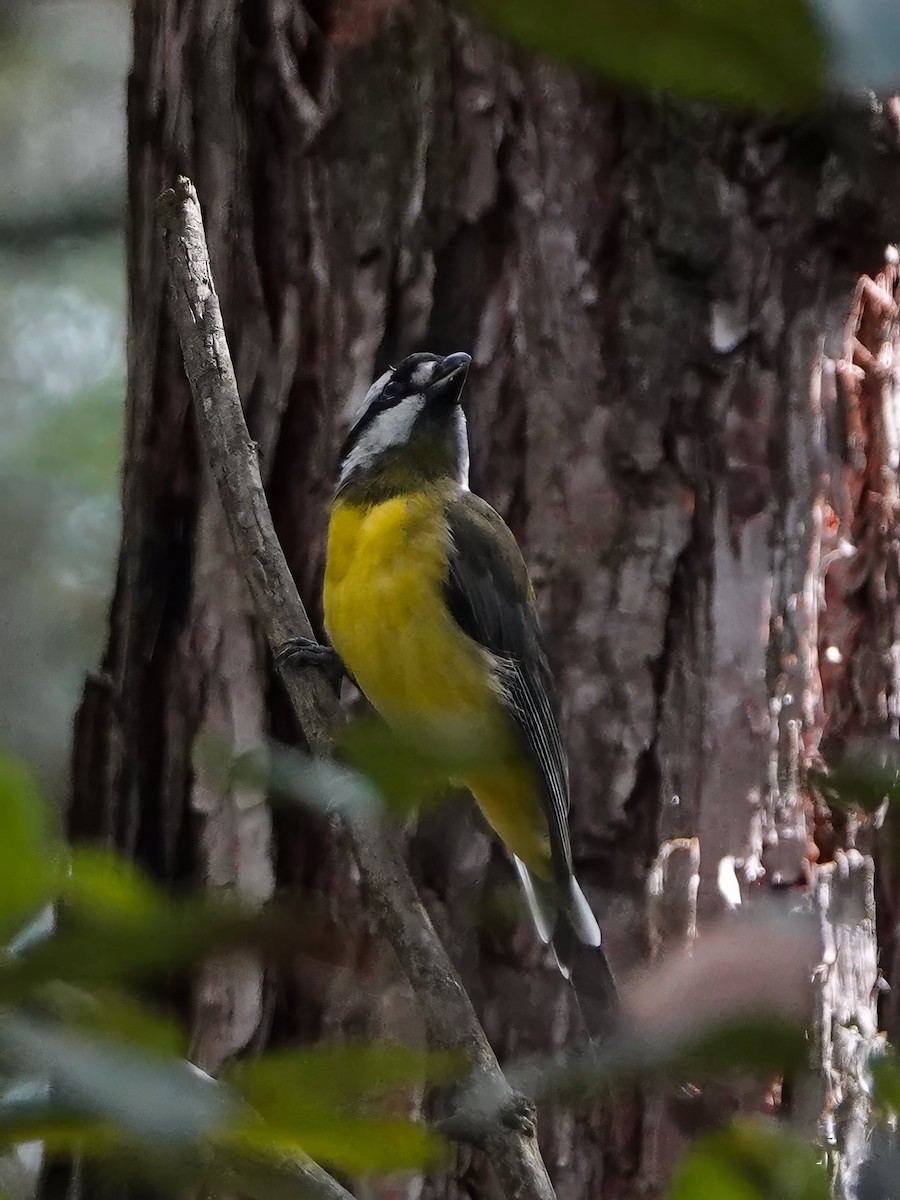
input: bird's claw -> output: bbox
[501,1091,537,1137]
[275,637,343,686]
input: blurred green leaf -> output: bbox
[212,1144,352,1200]
[336,719,453,816]
[0,1097,111,1155]
[40,983,184,1057]
[0,754,56,941]
[870,1053,900,1113]
[669,1120,829,1200]
[225,1043,456,1173]
[672,1149,760,1200]
[21,376,123,491]
[230,1116,444,1175]
[6,905,55,958]
[809,739,900,812]
[467,0,827,112]
[0,1016,233,1146]
[228,1043,459,1116]
[0,889,313,1002]
[665,1017,808,1080]
[0,846,332,1001]
[205,732,383,824]
[64,847,168,922]
[206,723,450,820]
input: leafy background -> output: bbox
[0,0,126,799]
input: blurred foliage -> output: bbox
[0,740,872,1200]
[0,234,124,799]
[468,0,825,111]
[0,752,456,1196]
[468,0,900,112]
[0,0,126,802]
[0,1,126,236]
[809,738,900,813]
[0,757,56,944]
[337,718,452,815]
[670,1121,829,1200]
[869,1049,900,1115]
[208,719,487,823]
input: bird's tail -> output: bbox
[513,857,620,1037]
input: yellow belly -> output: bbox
[323,491,551,874]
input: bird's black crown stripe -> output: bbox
[339,354,443,464]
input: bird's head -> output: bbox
[337,351,471,498]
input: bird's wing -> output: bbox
[443,491,573,880]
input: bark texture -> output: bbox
[66,1,900,1196]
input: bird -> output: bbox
[282,351,617,1020]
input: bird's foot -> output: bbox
[275,637,343,688]
[500,1091,537,1138]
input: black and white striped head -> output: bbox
[338,352,471,494]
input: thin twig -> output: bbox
[158,175,557,1200]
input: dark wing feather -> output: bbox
[443,493,573,881]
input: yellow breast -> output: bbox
[324,489,552,875]
[323,491,507,760]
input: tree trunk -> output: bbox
[66,2,900,1196]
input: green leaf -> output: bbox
[6,906,55,957]
[0,890,306,1002]
[0,1098,112,1155]
[672,1148,761,1200]
[467,0,827,113]
[227,1042,459,1118]
[224,1043,457,1173]
[39,983,184,1056]
[809,740,900,812]
[65,847,171,921]
[206,722,451,820]
[665,1016,808,1079]
[213,734,384,824]
[0,1015,234,1145]
[336,718,456,816]
[229,1117,445,1175]
[0,755,56,941]
[211,1144,353,1200]
[670,1120,829,1200]
[871,1053,900,1113]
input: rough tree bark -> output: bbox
[64,2,900,1197]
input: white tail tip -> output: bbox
[513,856,555,944]
[568,877,602,947]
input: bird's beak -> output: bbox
[436,352,471,382]
[425,352,471,405]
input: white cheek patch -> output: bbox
[411,362,437,388]
[339,396,426,487]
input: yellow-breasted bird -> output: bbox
[286,351,616,1011]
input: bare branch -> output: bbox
[158,176,557,1200]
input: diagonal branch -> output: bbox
[157,176,556,1200]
